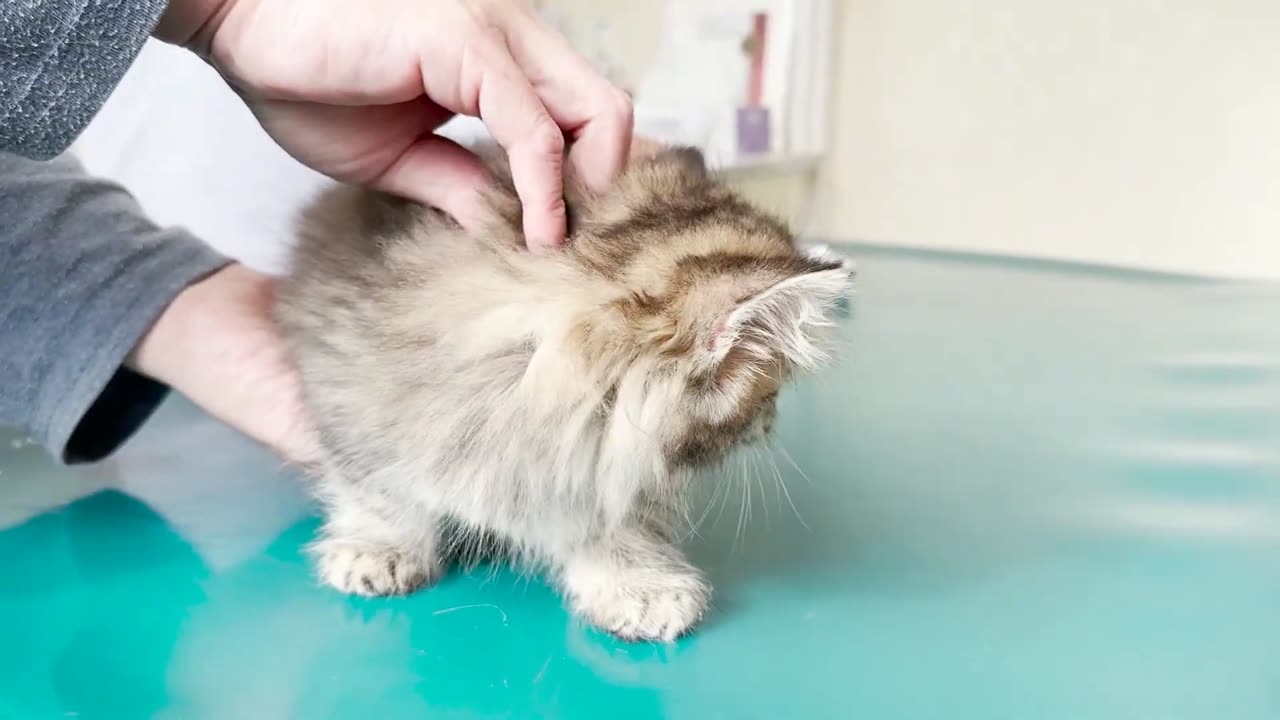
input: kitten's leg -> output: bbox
[311,480,443,597]
[558,526,711,642]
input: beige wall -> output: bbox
[546,0,1280,279]
[819,0,1280,279]
[535,0,661,93]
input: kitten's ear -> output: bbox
[707,266,852,372]
[648,146,709,187]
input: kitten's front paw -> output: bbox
[315,541,439,597]
[565,561,712,643]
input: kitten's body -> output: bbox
[277,148,850,641]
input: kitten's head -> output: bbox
[565,148,853,471]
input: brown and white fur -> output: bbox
[276,146,852,641]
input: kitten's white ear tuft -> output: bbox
[802,243,856,274]
[709,267,853,371]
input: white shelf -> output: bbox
[713,152,823,176]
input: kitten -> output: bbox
[276,146,852,641]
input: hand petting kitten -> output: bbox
[155,0,633,251]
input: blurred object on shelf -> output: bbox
[736,12,773,155]
[625,0,835,169]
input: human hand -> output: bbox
[629,135,668,161]
[155,0,634,251]
[129,264,320,466]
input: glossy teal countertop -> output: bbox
[3,248,1279,719]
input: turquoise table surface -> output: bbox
[3,248,1279,719]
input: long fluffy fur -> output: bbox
[275,146,852,641]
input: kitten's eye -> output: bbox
[763,390,780,403]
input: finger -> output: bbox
[468,36,567,250]
[629,135,666,162]
[371,134,489,231]
[495,8,633,192]
[251,96,456,182]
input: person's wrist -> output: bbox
[128,264,321,465]
[127,264,232,388]
[152,0,239,54]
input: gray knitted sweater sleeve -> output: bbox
[1,0,169,158]
[0,152,229,463]
[0,1,232,464]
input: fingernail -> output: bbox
[528,236,563,253]
[525,221,567,253]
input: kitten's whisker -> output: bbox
[680,469,721,541]
[733,458,750,549]
[770,448,783,510]
[682,507,703,541]
[750,446,771,530]
[712,456,740,530]
[758,444,782,520]
[685,473,724,541]
[768,444,812,531]
[776,444,814,486]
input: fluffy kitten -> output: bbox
[276,146,852,641]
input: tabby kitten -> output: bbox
[276,146,851,641]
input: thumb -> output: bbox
[372,135,490,231]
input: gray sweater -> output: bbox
[1,0,229,462]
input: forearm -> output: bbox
[0,0,173,158]
[126,262,320,465]
[0,151,228,462]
